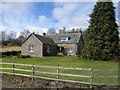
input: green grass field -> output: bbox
[1,56,119,86]
[2,56,118,68]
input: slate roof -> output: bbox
[46,33,82,44]
[34,34,57,45]
[21,33,57,45]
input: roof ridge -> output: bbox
[34,33,54,40]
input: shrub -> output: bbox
[20,55,31,58]
[2,51,21,58]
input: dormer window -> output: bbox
[60,36,70,42]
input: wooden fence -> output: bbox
[0,62,119,88]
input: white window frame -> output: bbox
[60,36,69,42]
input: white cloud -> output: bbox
[53,1,118,29]
[0,26,6,32]
[39,15,49,26]
[39,15,55,29]
[53,0,119,2]
[53,3,79,19]
[24,25,48,35]
[1,0,119,3]
[1,1,118,38]
[53,2,95,29]
[0,2,32,14]
[0,2,35,32]
[1,0,34,2]
[0,2,33,28]
[1,2,50,38]
[52,0,97,2]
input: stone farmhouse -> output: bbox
[21,32,84,57]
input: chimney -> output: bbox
[43,33,46,36]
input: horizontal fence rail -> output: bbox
[0,62,119,88]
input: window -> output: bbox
[67,48,72,52]
[47,46,50,53]
[29,45,34,52]
[67,48,73,56]
[60,36,70,42]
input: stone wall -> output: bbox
[43,44,58,56]
[57,43,76,55]
[76,36,84,56]
[21,34,43,57]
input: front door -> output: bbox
[64,48,67,55]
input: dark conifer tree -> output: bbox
[82,0,119,60]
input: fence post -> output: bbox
[32,64,34,81]
[12,63,14,76]
[90,68,93,89]
[57,65,60,83]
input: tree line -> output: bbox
[0,29,31,46]
[0,27,84,46]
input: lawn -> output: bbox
[2,56,118,68]
[1,56,119,86]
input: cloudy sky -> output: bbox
[0,0,119,36]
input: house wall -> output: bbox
[76,36,84,56]
[43,44,58,56]
[57,36,83,56]
[57,43,76,56]
[21,34,43,57]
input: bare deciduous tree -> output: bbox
[47,28,56,35]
